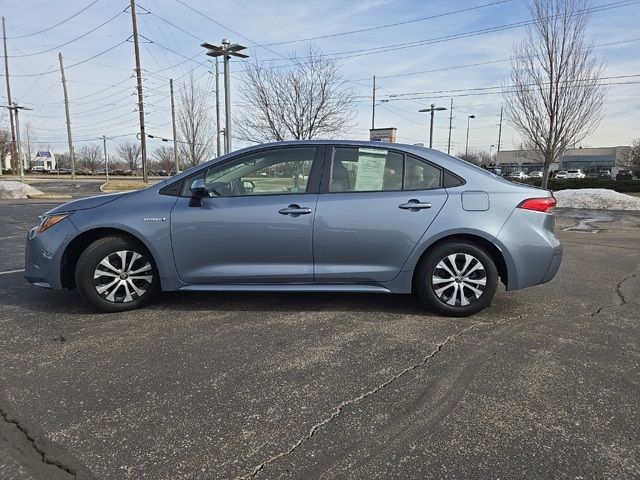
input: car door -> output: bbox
[313,146,448,283]
[170,146,322,284]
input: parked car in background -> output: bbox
[597,170,612,178]
[528,171,543,178]
[25,141,562,317]
[616,169,633,180]
[507,171,529,180]
[565,169,585,179]
[555,171,568,179]
[49,168,71,175]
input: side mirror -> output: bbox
[190,178,208,198]
[242,180,255,193]
[189,179,208,207]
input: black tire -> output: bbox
[75,236,159,312]
[415,241,498,317]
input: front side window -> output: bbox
[328,147,442,192]
[181,147,315,197]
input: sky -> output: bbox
[1,0,639,158]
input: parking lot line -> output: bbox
[0,269,25,276]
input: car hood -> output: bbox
[45,192,130,215]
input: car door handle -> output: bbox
[399,200,432,210]
[279,204,313,215]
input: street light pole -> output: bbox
[371,75,376,130]
[418,104,447,149]
[465,114,475,156]
[202,39,248,154]
[170,78,179,174]
[102,135,109,181]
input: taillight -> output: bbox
[517,197,556,213]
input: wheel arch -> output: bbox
[410,232,511,291]
[60,227,158,289]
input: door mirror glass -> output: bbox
[242,180,255,193]
[190,178,208,198]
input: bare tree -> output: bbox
[0,128,11,172]
[152,145,175,172]
[24,122,36,169]
[456,151,480,164]
[503,0,605,187]
[237,45,356,143]
[629,138,640,176]
[77,144,103,171]
[54,152,70,169]
[116,141,141,171]
[177,73,213,167]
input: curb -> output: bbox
[27,194,72,200]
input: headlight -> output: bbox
[37,213,71,233]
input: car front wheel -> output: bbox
[416,241,498,317]
[75,236,159,312]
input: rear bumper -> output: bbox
[496,209,563,291]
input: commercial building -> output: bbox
[495,146,631,174]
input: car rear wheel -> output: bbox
[416,241,498,317]
[75,236,159,312]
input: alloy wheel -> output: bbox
[431,253,487,307]
[93,250,154,303]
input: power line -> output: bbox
[356,37,640,81]
[244,0,638,68]
[381,74,640,99]
[326,0,638,61]
[173,0,289,60]
[7,38,130,77]
[8,9,127,58]
[262,0,513,47]
[136,3,203,42]
[7,0,101,39]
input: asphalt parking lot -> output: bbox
[0,200,639,479]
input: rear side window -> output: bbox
[404,156,442,190]
[328,147,442,192]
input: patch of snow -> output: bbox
[554,188,640,211]
[0,181,44,199]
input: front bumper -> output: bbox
[24,218,78,289]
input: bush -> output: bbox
[516,178,640,192]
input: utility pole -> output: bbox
[130,0,148,182]
[2,17,17,175]
[371,75,376,130]
[418,104,447,149]
[58,52,75,180]
[102,135,109,181]
[497,106,503,152]
[215,58,221,157]
[6,103,31,182]
[447,98,453,155]
[170,78,179,174]
[202,39,248,154]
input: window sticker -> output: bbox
[355,149,387,191]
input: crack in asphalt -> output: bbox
[591,273,636,316]
[0,407,77,479]
[237,323,479,479]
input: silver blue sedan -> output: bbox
[25,141,562,316]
